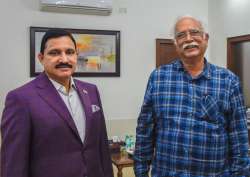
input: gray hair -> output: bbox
[172,15,207,39]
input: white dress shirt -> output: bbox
[49,77,86,143]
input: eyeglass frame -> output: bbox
[175,29,204,40]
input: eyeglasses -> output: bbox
[175,29,204,40]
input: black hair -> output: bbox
[40,28,77,54]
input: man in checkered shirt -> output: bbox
[134,15,250,177]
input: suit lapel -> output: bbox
[74,80,92,147]
[35,73,81,141]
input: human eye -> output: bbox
[175,31,186,39]
[66,49,76,55]
[189,29,202,36]
[47,49,61,56]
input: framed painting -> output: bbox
[30,26,120,77]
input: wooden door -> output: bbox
[156,39,179,68]
[227,34,250,143]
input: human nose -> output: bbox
[185,32,193,41]
[59,52,69,62]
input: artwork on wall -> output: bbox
[30,26,120,77]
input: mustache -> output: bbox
[182,42,199,50]
[55,63,73,69]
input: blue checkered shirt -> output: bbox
[134,59,250,177]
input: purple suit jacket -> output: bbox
[1,73,114,177]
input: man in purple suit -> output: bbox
[1,29,114,177]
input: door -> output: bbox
[156,39,179,68]
[227,34,250,143]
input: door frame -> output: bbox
[227,34,250,71]
[156,38,176,68]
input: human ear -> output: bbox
[203,33,209,40]
[38,53,44,64]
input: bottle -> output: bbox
[129,135,135,150]
[125,135,131,151]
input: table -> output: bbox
[111,152,134,177]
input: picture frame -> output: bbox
[30,26,120,77]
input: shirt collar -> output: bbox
[49,77,76,95]
[201,59,211,79]
[173,58,211,80]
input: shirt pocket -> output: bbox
[196,95,225,126]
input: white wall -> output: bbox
[208,0,250,67]
[0,0,208,121]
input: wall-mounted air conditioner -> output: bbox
[40,0,113,15]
